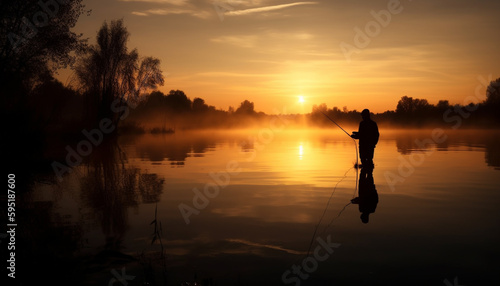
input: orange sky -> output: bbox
[58,0,500,114]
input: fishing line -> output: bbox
[303,111,361,256]
[283,166,354,271]
[319,167,361,236]
[286,112,362,267]
[305,167,353,256]
[320,110,359,201]
[321,201,352,235]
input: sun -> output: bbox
[298,95,305,104]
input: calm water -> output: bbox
[18,129,500,285]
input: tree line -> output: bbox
[123,83,500,131]
[2,0,499,141]
[310,81,500,128]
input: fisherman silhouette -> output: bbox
[351,109,379,168]
[350,166,378,223]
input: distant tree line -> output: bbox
[309,81,500,128]
[2,0,500,143]
[126,90,267,131]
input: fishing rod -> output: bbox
[287,112,363,266]
[302,111,361,256]
[320,111,359,168]
[320,111,351,137]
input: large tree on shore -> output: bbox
[0,0,87,112]
[75,19,164,126]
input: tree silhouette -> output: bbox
[486,78,500,107]
[165,90,192,113]
[235,100,255,114]
[485,77,500,122]
[192,97,209,113]
[310,103,328,126]
[75,19,164,127]
[312,103,328,114]
[396,96,414,114]
[436,100,450,109]
[396,96,432,124]
[0,0,87,119]
[31,76,82,130]
[1,0,88,178]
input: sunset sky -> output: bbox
[59,0,500,114]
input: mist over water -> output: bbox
[3,1,500,285]
[15,128,500,285]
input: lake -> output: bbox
[15,128,500,285]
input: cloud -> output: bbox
[225,1,317,16]
[129,0,213,18]
[211,35,259,48]
[129,0,317,19]
[131,8,211,18]
[195,72,278,78]
[131,11,149,16]
[211,31,315,52]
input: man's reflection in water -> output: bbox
[351,166,378,223]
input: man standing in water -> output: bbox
[351,109,379,168]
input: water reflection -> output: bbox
[134,134,215,166]
[81,140,139,250]
[351,167,378,224]
[485,136,500,170]
[393,130,500,169]
[15,193,84,285]
[81,139,164,250]
[138,173,165,204]
[395,131,449,154]
[14,129,500,285]
[240,139,254,153]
